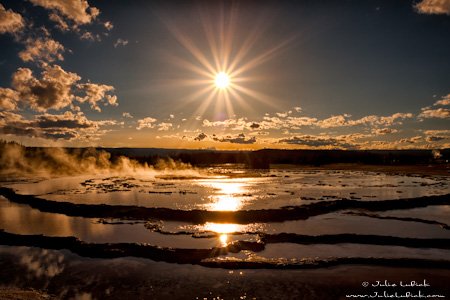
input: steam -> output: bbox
[432,149,442,159]
[0,141,197,178]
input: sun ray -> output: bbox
[199,8,221,72]
[230,36,296,78]
[223,89,235,117]
[165,21,217,74]
[159,4,296,121]
[231,84,279,109]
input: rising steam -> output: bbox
[0,141,196,177]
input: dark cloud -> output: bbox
[426,136,446,142]
[194,132,207,141]
[0,65,118,113]
[0,111,116,140]
[213,133,256,144]
[278,135,354,149]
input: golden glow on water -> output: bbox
[204,222,240,247]
[198,178,252,211]
[219,234,228,246]
[204,222,239,234]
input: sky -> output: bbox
[0,0,450,150]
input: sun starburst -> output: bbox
[160,3,296,122]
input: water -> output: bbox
[0,167,449,267]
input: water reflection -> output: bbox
[197,178,255,211]
[197,222,266,246]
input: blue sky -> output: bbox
[0,0,449,149]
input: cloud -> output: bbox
[122,112,133,118]
[157,122,173,131]
[258,112,413,131]
[0,4,25,35]
[276,112,290,118]
[318,113,414,128]
[419,108,450,119]
[194,132,207,141]
[75,82,117,112]
[11,65,81,112]
[80,31,100,41]
[0,88,20,110]
[371,128,398,135]
[316,114,350,128]
[415,0,450,15]
[423,129,450,142]
[1,64,118,112]
[426,135,446,142]
[136,117,157,130]
[202,118,257,131]
[114,38,129,48]
[259,116,317,130]
[213,133,257,144]
[294,106,302,112]
[48,12,70,31]
[0,111,116,140]
[104,21,113,31]
[278,135,353,148]
[28,0,100,25]
[399,136,423,144]
[423,129,450,135]
[18,38,65,63]
[433,94,450,106]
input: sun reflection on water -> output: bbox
[193,177,261,246]
[204,222,241,247]
[197,178,255,211]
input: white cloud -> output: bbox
[122,112,133,118]
[136,117,157,130]
[202,118,255,130]
[157,122,173,131]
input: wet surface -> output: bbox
[0,167,449,275]
[6,169,450,210]
[1,245,449,299]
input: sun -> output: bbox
[215,72,230,89]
